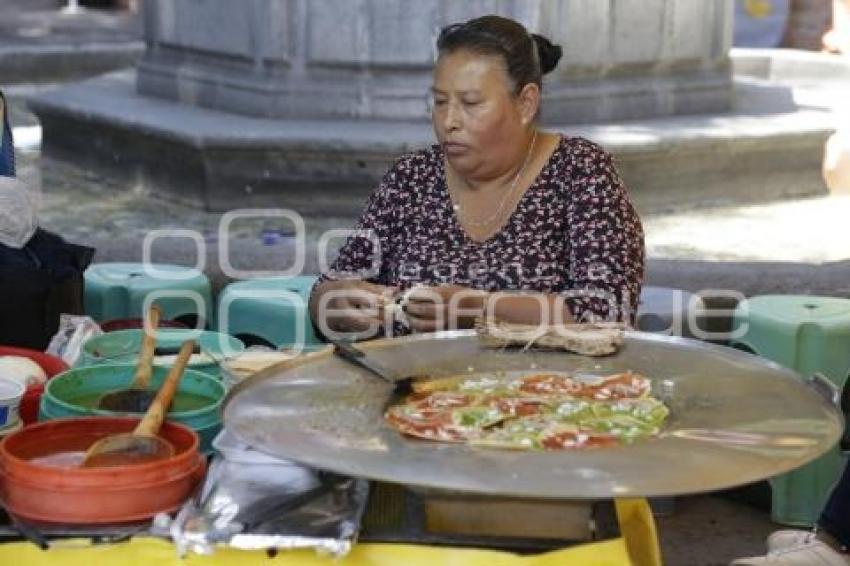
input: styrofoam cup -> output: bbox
[0,376,26,430]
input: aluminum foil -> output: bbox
[160,430,369,558]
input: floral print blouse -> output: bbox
[316,135,645,326]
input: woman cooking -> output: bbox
[309,15,644,340]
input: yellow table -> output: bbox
[0,499,661,566]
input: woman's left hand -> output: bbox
[401,285,488,332]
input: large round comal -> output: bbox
[224,331,844,500]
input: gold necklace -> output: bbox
[456,130,538,228]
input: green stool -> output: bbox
[732,295,850,526]
[216,276,323,348]
[84,263,213,328]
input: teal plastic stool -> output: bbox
[84,263,213,328]
[732,295,850,526]
[217,276,323,349]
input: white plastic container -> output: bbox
[0,376,26,430]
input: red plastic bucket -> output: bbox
[0,417,203,524]
[0,346,69,424]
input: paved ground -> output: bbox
[657,494,777,566]
[0,0,139,47]
[0,0,141,84]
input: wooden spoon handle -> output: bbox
[131,305,161,389]
[135,339,194,436]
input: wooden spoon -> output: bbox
[97,305,161,412]
[82,340,195,468]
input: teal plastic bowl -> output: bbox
[39,364,224,453]
[78,329,245,380]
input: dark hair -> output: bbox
[436,15,563,94]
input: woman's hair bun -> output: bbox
[531,34,563,75]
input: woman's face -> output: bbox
[431,49,535,181]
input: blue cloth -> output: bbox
[820,460,850,547]
[733,0,790,48]
[0,92,14,177]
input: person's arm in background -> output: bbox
[824,130,850,195]
[309,158,409,339]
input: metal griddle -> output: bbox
[223,331,843,500]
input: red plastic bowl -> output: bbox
[0,417,203,524]
[0,346,69,424]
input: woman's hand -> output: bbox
[403,287,577,332]
[310,279,398,340]
[402,285,488,333]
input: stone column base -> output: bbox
[28,70,833,214]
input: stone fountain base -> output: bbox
[28,51,840,214]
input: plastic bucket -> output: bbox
[40,364,223,453]
[0,417,203,524]
[0,377,25,430]
[0,346,69,424]
[38,404,221,456]
[78,329,245,380]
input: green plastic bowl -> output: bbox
[78,329,245,380]
[39,364,224,453]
